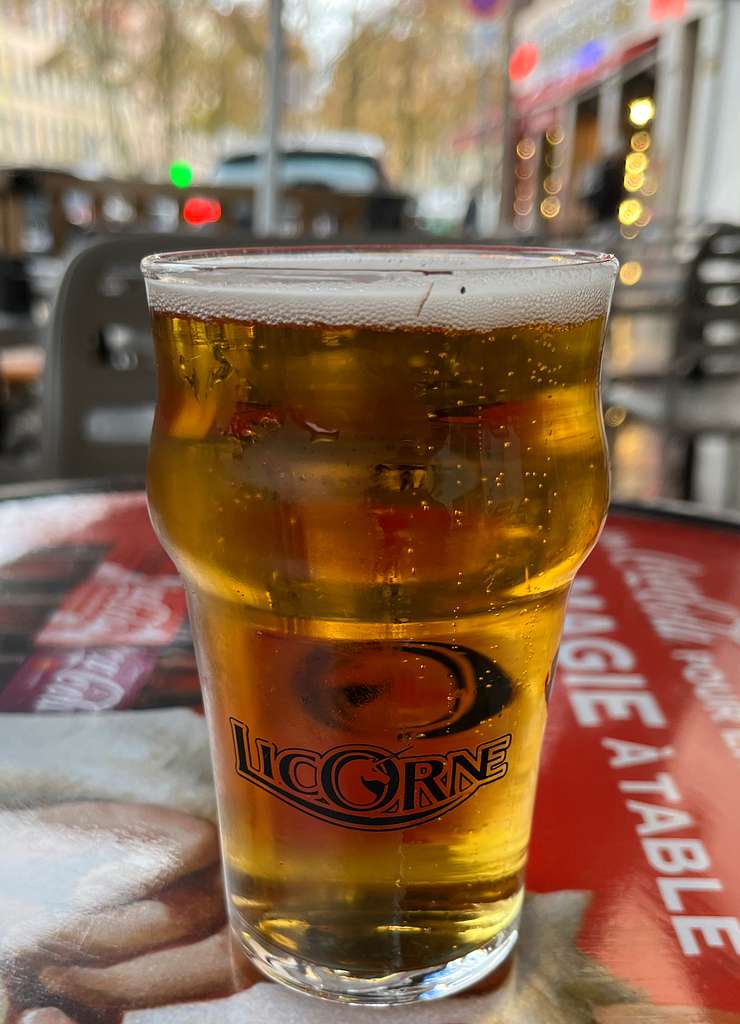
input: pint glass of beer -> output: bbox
[143,247,617,1004]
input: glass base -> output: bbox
[234,915,520,1006]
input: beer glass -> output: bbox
[143,247,617,1004]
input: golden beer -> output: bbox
[144,248,616,1003]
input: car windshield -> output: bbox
[214,152,381,193]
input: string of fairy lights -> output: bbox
[511,90,657,278]
[512,121,566,232]
[618,96,656,285]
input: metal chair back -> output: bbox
[42,232,248,478]
[679,222,740,375]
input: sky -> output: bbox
[287,0,394,68]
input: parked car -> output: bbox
[213,133,414,233]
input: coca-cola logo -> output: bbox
[231,719,511,831]
[0,647,156,712]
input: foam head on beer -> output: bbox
[146,248,614,329]
[143,246,617,1003]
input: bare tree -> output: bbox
[319,0,488,186]
[38,0,291,173]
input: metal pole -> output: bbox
[476,61,488,189]
[497,0,517,235]
[597,73,623,157]
[256,0,283,236]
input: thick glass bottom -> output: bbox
[234,913,520,1006]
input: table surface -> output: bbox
[0,487,739,1024]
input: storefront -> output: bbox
[508,0,724,235]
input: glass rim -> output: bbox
[141,244,617,280]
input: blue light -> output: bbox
[575,39,606,73]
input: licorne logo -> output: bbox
[230,719,511,832]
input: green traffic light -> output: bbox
[169,160,193,188]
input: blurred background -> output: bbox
[1,0,739,512]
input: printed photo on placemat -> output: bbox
[0,710,734,1024]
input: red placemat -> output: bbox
[0,491,738,1022]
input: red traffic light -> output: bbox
[182,197,222,226]
[509,42,539,81]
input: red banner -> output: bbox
[530,515,740,1012]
